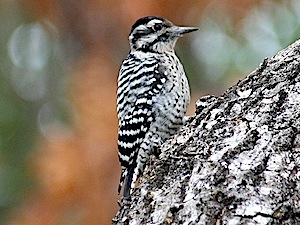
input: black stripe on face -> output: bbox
[148,32,170,47]
[158,33,170,42]
[131,28,154,44]
[131,16,165,33]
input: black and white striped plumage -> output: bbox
[117,16,197,197]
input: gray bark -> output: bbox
[113,40,300,225]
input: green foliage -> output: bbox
[0,3,39,224]
[191,0,300,93]
[0,2,68,223]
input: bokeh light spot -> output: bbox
[8,22,50,69]
[10,67,47,101]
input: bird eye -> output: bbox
[154,23,163,31]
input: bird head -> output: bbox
[129,16,198,53]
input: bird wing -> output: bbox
[117,55,167,194]
[117,99,153,194]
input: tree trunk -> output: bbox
[113,40,300,225]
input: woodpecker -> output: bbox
[117,16,197,197]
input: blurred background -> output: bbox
[0,0,300,224]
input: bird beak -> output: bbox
[172,26,198,36]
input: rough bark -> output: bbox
[113,40,300,225]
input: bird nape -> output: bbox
[117,16,198,198]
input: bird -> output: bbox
[117,16,198,197]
